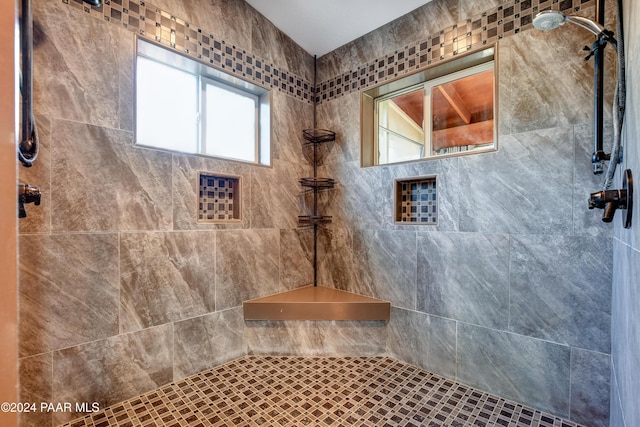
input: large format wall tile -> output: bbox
[50,120,172,231]
[387,307,457,378]
[501,28,594,134]
[459,126,574,234]
[52,325,173,425]
[509,234,612,353]
[19,234,119,357]
[33,1,130,129]
[216,229,281,310]
[315,92,361,165]
[250,159,307,229]
[19,353,52,427]
[119,231,217,332]
[611,240,640,427]
[457,323,571,417]
[353,230,417,309]
[570,348,610,427]
[174,308,246,380]
[245,320,326,356]
[316,228,356,290]
[279,228,314,289]
[246,319,387,357]
[270,93,314,166]
[321,161,384,230]
[417,232,510,329]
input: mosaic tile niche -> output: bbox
[198,172,241,222]
[395,176,438,224]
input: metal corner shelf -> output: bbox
[242,128,393,322]
[302,128,336,144]
[299,177,335,190]
[298,215,333,226]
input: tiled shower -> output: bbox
[15,0,640,426]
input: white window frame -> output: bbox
[135,37,271,166]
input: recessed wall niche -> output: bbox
[394,176,438,224]
[198,172,241,223]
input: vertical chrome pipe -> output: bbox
[592,37,606,174]
[18,0,38,167]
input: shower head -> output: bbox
[83,0,102,6]
[533,10,605,37]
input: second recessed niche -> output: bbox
[394,176,438,224]
[198,172,241,223]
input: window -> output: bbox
[361,47,496,167]
[135,38,271,166]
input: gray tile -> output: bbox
[457,323,571,417]
[387,307,457,378]
[50,120,172,232]
[611,240,640,427]
[19,234,119,357]
[510,234,612,353]
[319,161,384,230]
[250,159,308,229]
[317,320,388,357]
[316,228,356,290]
[501,26,598,135]
[215,229,281,310]
[119,231,217,332]
[270,93,314,165]
[279,228,314,289]
[52,325,173,425]
[417,231,510,329]
[245,320,326,356]
[353,230,416,309]
[174,308,246,380]
[459,126,574,234]
[570,348,610,427]
[315,92,360,165]
[33,0,129,129]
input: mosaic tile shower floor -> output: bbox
[60,356,584,427]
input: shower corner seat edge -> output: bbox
[242,285,391,321]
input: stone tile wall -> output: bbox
[18,0,318,425]
[315,0,614,426]
[610,1,640,426]
[16,0,626,426]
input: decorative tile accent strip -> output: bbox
[396,177,438,224]
[58,356,585,427]
[198,172,241,222]
[61,0,315,103]
[60,0,594,106]
[316,0,596,103]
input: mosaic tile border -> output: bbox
[62,0,315,103]
[61,0,596,108]
[316,0,596,103]
[59,356,585,427]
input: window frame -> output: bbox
[361,46,497,167]
[134,36,271,166]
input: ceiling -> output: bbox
[244,0,433,57]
